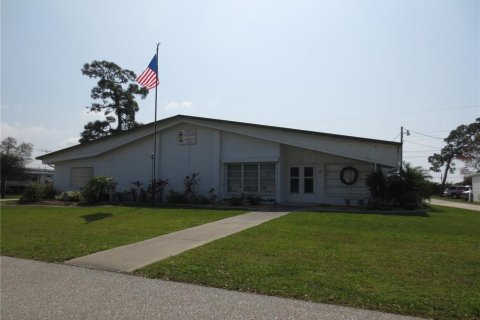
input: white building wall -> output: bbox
[158,124,221,196]
[48,120,391,206]
[53,136,152,192]
[220,132,280,163]
[282,145,373,205]
[472,174,480,203]
[220,132,280,200]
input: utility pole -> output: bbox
[399,127,409,173]
[400,127,403,173]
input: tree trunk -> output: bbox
[440,159,452,195]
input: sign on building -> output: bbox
[177,129,196,145]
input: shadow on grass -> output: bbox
[81,213,113,223]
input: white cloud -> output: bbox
[164,100,195,112]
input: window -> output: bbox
[260,164,276,193]
[290,167,300,193]
[70,167,93,189]
[226,163,276,194]
[227,165,242,193]
[304,167,314,193]
[290,166,314,194]
[243,164,259,192]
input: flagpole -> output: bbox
[152,43,160,206]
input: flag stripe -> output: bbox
[137,54,159,90]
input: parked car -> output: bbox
[443,186,470,198]
[460,187,472,200]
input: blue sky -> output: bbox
[1,0,479,183]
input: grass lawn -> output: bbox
[0,204,244,262]
[137,205,480,320]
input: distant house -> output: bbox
[5,168,54,193]
[471,173,480,203]
[37,115,401,205]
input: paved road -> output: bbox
[67,211,289,272]
[429,198,480,211]
[1,257,424,320]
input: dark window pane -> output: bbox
[290,178,299,193]
[304,167,313,177]
[304,178,313,193]
[290,167,299,177]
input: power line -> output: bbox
[404,156,432,158]
[391,132,400,141]
[406,129,444,140]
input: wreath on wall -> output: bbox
[340,166,358,185]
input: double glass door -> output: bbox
[289,166,314,194]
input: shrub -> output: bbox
[225,194,256,206]
[167,190,188,203]
[167,187,217,205]
[366,163,433,209]
[138,188,148,202]
[386,163,433,209]
[81,176,117,204]
[42,183,56,199]
[148,179,169,202]
[184,173,200,198]
[19,184,43,203]
[246,195,261,205]
[55,191,82,202]
[19,183,57,203]
[129,181,143,202]
[365,170,386,204]
[195,195,211,205]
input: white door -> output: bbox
[287,165,317,203]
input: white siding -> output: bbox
[184,117,399,167]
[472,174,480,203]
[53,136,153,192]
[221,132,280,163]
[324,164,371,196]
[282,145,373,205]
[158,124,221,196]
[70,167,93,189]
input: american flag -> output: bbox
[137,54,159,89]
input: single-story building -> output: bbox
[5,168,54,193]
[37,115,401,205]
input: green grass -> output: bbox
[137,206,480,320]
[0,205,244,262]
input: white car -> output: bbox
[443,186,469,198]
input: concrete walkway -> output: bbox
[67,211,289,272]
[1,256,425,320]
[429,198,480,211]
